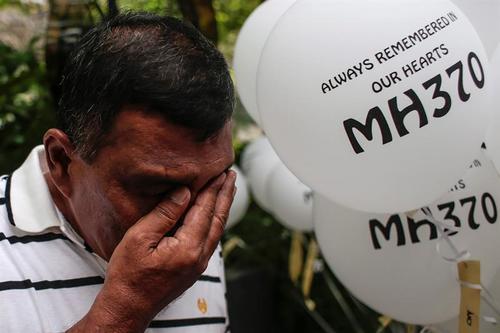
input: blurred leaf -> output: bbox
[0,39,54,173]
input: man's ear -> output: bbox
[43,129,77,199]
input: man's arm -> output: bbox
[68,171,236,332]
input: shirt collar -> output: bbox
[7,145,62,233]
[6,146,108,269]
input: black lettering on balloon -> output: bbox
[481,192,497,224]
[321,83,332,94]
[468,52,485,89]
[440,43,449,55]
[389,89,428,137]
[446,61,471,102]
[369,215,406,250]
[344,51,482,155]
[437,201,460,236]
[408,217,438,244]
[344,107,393,154]
[422,74,452,118]
[363,58,375,70]
[367,194,497,250]
[459,196,479,230]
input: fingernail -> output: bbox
[169,187,190,204]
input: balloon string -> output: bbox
[481,285,500,321]
[419,327,437,333]
[419,326,446,333]
[421,207,470,261]
[421,207,500,326]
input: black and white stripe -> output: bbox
[198,275,222,283]
[0,232,70,244]
[4,174,14,226]
[149,317,226,328]
[0,276,104,291]
[0,175,7,205]
[0,272,221,291]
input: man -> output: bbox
[0,12,236,332]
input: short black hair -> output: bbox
[58,12,234,160]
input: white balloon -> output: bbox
[451,0,500,58]
[258,0,490,213]
[314,150,500,324]
[226,165,250,229]
[267,162,314,231]
[484,46,500,175]
[233,0,297,124]
[241,137,281,211]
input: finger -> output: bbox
[174,172,227,246]
[203,170,237,258]
[131,186,191,240]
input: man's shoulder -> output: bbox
[0,173,106,332]
[0,173,104,281]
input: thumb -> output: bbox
[134,186,191,238]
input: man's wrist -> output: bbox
[67,286,152,333]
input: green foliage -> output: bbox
[108,0,181,17]
[214,0,260,38]
[0,0,42,13]
[213,0,261,60]
[0,0,20,7]
[0,39,54,174]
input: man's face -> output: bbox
[68,108,234,260]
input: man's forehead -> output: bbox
[104,108,232,149]
[98,108,234,170]
[106,109,195,145]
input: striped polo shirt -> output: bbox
[0,146,229,333]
